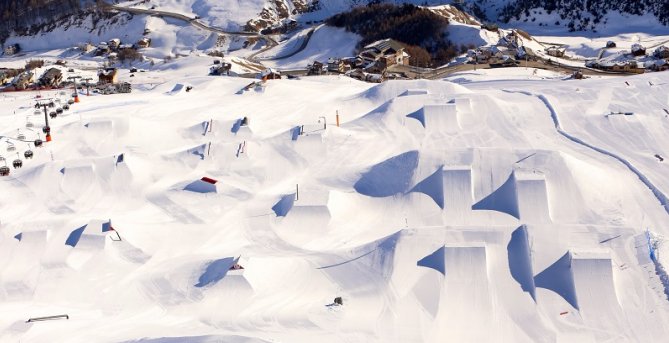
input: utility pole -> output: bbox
[68,75,82,103]
[34,98,54,142]
[82,77,93,96]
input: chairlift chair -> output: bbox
[26,121,34,128]
[67,99,74,105]
[42,126,51,134]
[17,132,26,140]
[6,143,16,152]
[0,166,9,176]
[13,158,22,169]
[63,104,70,110]
[50,111,57,118]
[56,108,63,114]
[33,109,41,115]
[48,101,55,108]
[34,139,43,147]
[24,150,33,159]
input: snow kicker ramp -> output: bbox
[409,165,473,216]
[407,104,460,135]
[442,166,474,220]
[571,252,627,337]
[474,170,551,223]
[430,245,493,341]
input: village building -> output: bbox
[631,43,646,56]
[0,68,20,85]
[96,42,110,56]
[597,60,645,73]
[359,39,410,72]
[469,45,506,64]
[490,55,517,68]
[545,46,566,57]
[98,68,119,84]
[136,38,151,49]
[3,43,20,56]
[259,68,281,81]
[646,59,668,72]
[327,58,348,73]
[39,68,63,87]
[516,46,537,61]
[498,32,519,49]
[653,46,669,59]
[11,71,34,90]
[78,42,95,53]
[307,61,325,75]
[108,38,121,50]
[210,62,232,76]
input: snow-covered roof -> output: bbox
[260,68,280,77]
[363,39,404,53]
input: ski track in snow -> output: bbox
[506,89,669,216]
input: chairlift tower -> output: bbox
[67,75,82,103]
[35,98,55,142]
[82,77,93,96]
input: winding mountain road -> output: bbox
[101,1,278,61]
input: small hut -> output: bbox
[98,68,118,84]
[259,68,281,81]
[631,44,646,56]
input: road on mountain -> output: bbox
[100,1,278,61]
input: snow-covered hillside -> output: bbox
[462,0,669,34]
[0,59,669,341]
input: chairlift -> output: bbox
[63,104,70,110]
[48,101,55,108]
[24,150,33,159]
[67,99,74,105]
[13,158,22,169]
[0,166,9,176]
[34,139,43,147]
[33,109,41,115]
[7,143,16,152]
[56,108,63,114]
[50,111,57,118]
[26,121,34,128]
[17,132,26,140]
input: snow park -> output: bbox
[0,1,669,342]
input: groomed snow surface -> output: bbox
[1,65,669,342]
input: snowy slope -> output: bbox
[0,59,669,342]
